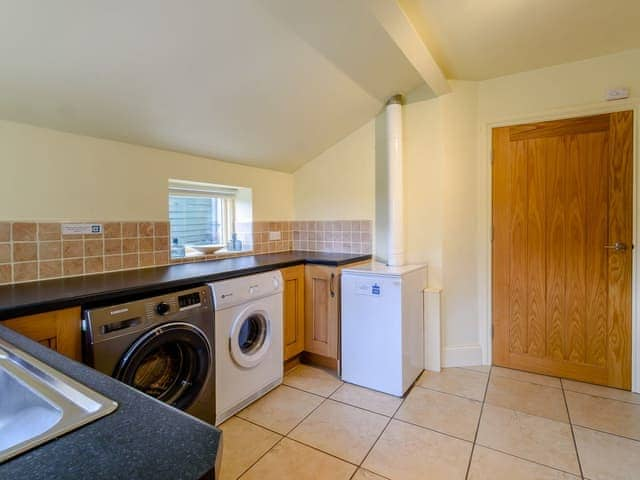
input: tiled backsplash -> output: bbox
[0,219,372,285]
[292,220,372,254]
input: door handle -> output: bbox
[604,242,628,251]
[330,273,336,298]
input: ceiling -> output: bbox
[400,0,640,80]
[0,0,425,172]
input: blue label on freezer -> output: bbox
[371,284,381,296]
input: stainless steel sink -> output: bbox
[0,338,118,463]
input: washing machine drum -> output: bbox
[230,308,272,368]
[114,322,211,410]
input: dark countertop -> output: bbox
[0,251,370,320]
[0,324,221,480]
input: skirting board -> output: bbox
[442,344,484,368]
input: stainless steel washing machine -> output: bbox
[83,286,214,424]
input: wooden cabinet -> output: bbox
[3,307,82,361]
[281,265,305,361]
[304,264,340,360]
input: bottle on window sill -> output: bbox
[227,233,242,252]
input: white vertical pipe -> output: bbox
[386,94,405,266]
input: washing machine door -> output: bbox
[114,322,211,410]
[229,304,273,368]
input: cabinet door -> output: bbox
[304,264,339,359]
[3,307,82,361]
[281,265,305,361]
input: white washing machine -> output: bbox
[209,270,283,425]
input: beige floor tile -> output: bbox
[476,404,579,475]
[330,383,403,416]
[416,368,488,401]
[468,446,578,480]
[237,385,323,434]
[352,469,388,480]
[574,425,640,480]
[240,438,355,480]
[289,399,388,464]
[394,387,482,441]
[362,419,472,480]
[492,366,561,388]
[565,391,640,440]
[562,379,640,405]
[459,365,492,375]
[485,375,568,422]
[218,417,282,480]
[284,364,343,397]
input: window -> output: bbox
[168,180,238,258]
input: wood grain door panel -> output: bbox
[282,265,305,361]
[304,264,339,359]
[492,111,633,389]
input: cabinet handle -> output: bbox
[330,273,336,298]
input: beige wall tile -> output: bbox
[0,264,11,284]
[139,222,154,237]
[283,365,343,397]
[85,257,104,274]
[13,242,37,262]
[242,438,355,480]
[140,252,154,267]
[363,419,472,480]
[468,446,578,480]
[103,222,122,238]
[574,425,640,480]
[39,241,62,260]
[105,255,123,271]
[218,417,281,480]
[122,238,139,254]
[63,240,84,258]
[104,238,122,255]
[39,260,62,279]
[395,386,482,441]
[154,252,168,265]
[0,243,11,263]
[237,385,323,435]
[123,253,139,269]
[476,404,579,474]
[289,400,388,464]
[14,262,37,282]
[565,390,640,440]
[331,383,402,417]
[84,239,104,257]
[154,222,168,236]
[122,222,138,237]
[154,236,168,251]
[38,223,61,241]
[485,375,568,423]
[12,222,36,241]
[0,223,10,242]
[139,237,154,252]
[63,258,84,276]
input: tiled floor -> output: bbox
[219,364,640,479]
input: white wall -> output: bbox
[0,120,294,222]
[292,49,640,368]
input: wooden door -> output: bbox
[4,307,82,361]
[492,111,633,389]
[304,264,340,359]
[282,265,305,361]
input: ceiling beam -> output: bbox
[369,0,450,96]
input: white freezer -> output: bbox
[340,262,427,396]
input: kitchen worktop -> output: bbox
[0,324,221,480]
[0,251,371,320]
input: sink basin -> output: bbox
[0,338,118,463]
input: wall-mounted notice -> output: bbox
[62,223,103,235]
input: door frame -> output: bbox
[481,101,639,391]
